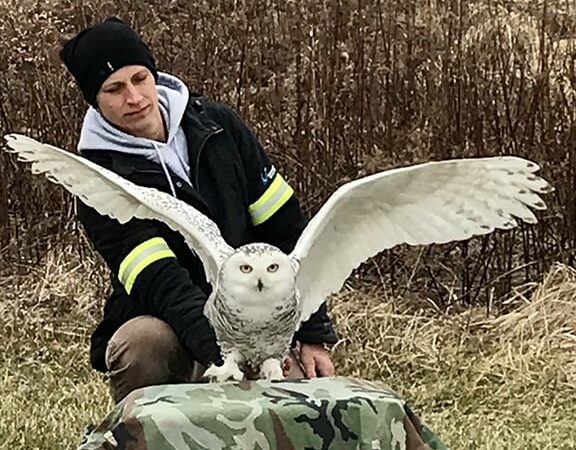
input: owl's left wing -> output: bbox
[4,134,234,284]
[290,156,553,326]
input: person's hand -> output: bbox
[284,343,335,378]
[301,343,335,378]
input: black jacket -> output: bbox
[79,95,338,372]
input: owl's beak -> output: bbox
[257,278,264,291]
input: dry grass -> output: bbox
[332,262,576,449]
[0,247,112,449]
[1,246,575,449]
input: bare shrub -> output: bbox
[1,0,574,309]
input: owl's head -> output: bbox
[219,243,297,306]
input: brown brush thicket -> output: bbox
[0,0,574,308]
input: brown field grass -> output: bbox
[1,0,576,448]
[0,246,575,449]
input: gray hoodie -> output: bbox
[78,72,191,195]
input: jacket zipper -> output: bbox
[132,168,164,175]
[194,127,223,190]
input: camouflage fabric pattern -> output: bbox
[77,377,449,450]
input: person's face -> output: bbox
[96,65,162,140]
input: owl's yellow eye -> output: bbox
[267,263,279,273]
[240,264,253,273]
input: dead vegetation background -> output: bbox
[0,0,575,449]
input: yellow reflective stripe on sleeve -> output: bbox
[118,237,176,294]
[249,173,294,225]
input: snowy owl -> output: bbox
[3,134,553,382]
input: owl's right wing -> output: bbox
[290,156,553,326]
[4,134,234,284]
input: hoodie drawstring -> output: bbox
[154,143,177,197]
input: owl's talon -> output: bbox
[203,353,245,382]
[260,358,284,381]
[203,363,244,382]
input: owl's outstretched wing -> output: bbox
[290,156,552,325]
[4,134,234,284]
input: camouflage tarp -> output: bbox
[77,377,449,450]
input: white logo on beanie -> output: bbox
[106,61,114,71]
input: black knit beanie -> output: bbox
[60,17,158,107]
